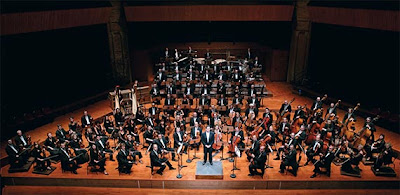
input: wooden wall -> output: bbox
[308,6,400,31]
[1,7,112,35]
[125,5,294,22]
[270,50,289,81]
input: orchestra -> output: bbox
[4,47,396,180]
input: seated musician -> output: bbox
[232,112,244,127]
[199,94,210,106]
[247,135,260,162]
[304,134,323,166]
[217,70,227,81]
[145,113,156,128]
[154,134,176,161]
[174,105,184,119]
[311,96,323,112]
[125,134,143,163]
[114,108,125,126]
[279,144,298,176]
[325,103,337,118]
[191,122,202,150]
[174,48,180,60]
[68,117,79,132]
[116,126,127,146]
[245,104,259,119]
[15,130,31,149]
[341,144,365,173]
[44,132,59,157]
[263,108,273,127]
[208,110,219,128]
[190,112,201,126]
[156,69,166,82]
[217,82,226,95]
[81,110,93,127]
[373,143,395,171]
[182,94,191,105]
[165,83,176,95]
[187,68,196,81]
[89,144,108,175]
[201,84,211,96]
[279,100,292,120]
[277,118,290,143]
[265,125,277,145]
[233,94,242,106]
[232,69,242,82]
[248,94,260,109]
[203,70,212,82]
[310,145,335,178]
[185,83,195,96]
[143,126,155,147]
[59,143,79,174]
[205,49,212,59]
[93,122,105,137]
[342,108,356,124]
[103,115,115,135]
[150,83,160,98]
[174,70,181,81]
[164,47,169,58]
[173,127,188,154]
[174,115,186,129]
[156,120,167,136]
[294,125,307,146]
[150,144,176,175]
[164,94,175,106]
[6,139,26,168]
[117,143,133,174]
[69,133,88,164]
[228,127,245,155]
[275,133,297,160]
[209,105,218,118]
[293,105,305,120]
[321,120,334,139]
[213,126,223,152]
[364,117,377,142]
[95,135,114,161]
[248,146,267,176]
[248,85,256,97]
[365,134,385,161]
[233,86,240,96]
[32,142,52,171]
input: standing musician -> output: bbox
[68,117,79,132]
[342,108,356,124]
[59,143,79,174]
[248,146,267,176]
[89,144,108,175]
[310,145,335,178]
[81,110,93,127]
[150,144,176,175]
[154,134,177,161]
[201,126,215,165]
[304,134,323,166]
[116,143,133,174]
[363,117,377,142]
[365,134,385,161]
[373,143,395,171]
[325,103,338,117]
[173,127,188,154]
[293,105,305,120]
[279,144,298,176]
[311,97,323,112]
[247,135,260,162]
[190,122,202,150]
[279,100,292,120]
[6,139,26,168]
[32,142,52,171]
[95,135,114,161]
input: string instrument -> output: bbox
[290,104,307,134]
[228,135,241,153]
[341,103,361,132]
[275,98,295,124]
[26,135,32,146]
[305,122,320,145]
[353,115,380,147]
[212,132,223,150]
[260,135,272,147]
[327,100,341,119]
[191,131,201,145]
[127,150,135,161]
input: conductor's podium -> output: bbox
[195,161,223,179]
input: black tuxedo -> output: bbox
[149,107,158,116]
[15,135,30,147]
[81,115,93,127]
[248,88,257,96]
[166,85,176,94]
[199,97,210,106]
[145,117,155,127]
[245,107,259,117]
[164,98,175,105]
[173,131,188,152]
[313,151,335,174]
[279,104,292,114]
[293,109,305,120]
[325,106,337,116]
[190,117,201,126]
[201,132,215,163]
[248,98,260,108]
[150,87,160,96]
[311,101,323,110]
[117,149,132,173]
[150,149,173,174]
[59,148,78,171]
[187,72,196,80]
[280,149,298,175]
[217,98,228,106]
[6,144,24,168]
[249,151,267,175]
[154,137,175,160]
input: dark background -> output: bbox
[308,23,399,115]
[1,24,112,136]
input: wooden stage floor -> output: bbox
[1,82,399,190]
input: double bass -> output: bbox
[290,104,307,134]
[341,103,360,140]
[353,116,380,148]
[276,98,295,124]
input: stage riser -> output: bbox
[3,177,399,189]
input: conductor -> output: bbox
[201,126,215,165]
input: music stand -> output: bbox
[176,143,184,179]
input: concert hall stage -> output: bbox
[1,82,399,191]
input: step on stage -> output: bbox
[195,161,223,179]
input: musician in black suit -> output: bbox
[263,108,273,127]
[342,108,357,123]
[248,85,257,97]
[364,117,377,141]
[205,49,212,59]
[229,127,245,154]
[15,130,31,149]
[89,144,108,175]
[190,112,201,127]
[325,103,337,117]
[190,122,202,150]
[233,94,242,105]
[6,139,25,168]
[145,113,156,128]
[201,126,215,165]
[304,134,323,166]
[293,105,305,120]
[199,94,210,106]
[95,135,114,161]
[44,133,59,157]
[150,144,175,175]
[310,145,335,178]
[247,135,260,162]
[275,133,297,160]
[216,70,227,81]
[164,94,175,106]
[277,118,290,143]
[156,69,167,81]
[232,70,242,82]
[173,127,188,153]
[279,100,292,120]
[149,103,158,117]
[59,143,78,174]
[203,70,213,82]
[32,142,52,171]
[153,134,176,161]
[248,146,267,176]
[311,97,323,111]
[248,94,260,108]
[245,104,259,118]
[174,70,181,81]
[81,110,93,127]
[187,69,196,81]
[117,143,133,174]
[201,84,211,95]
[279,144,298,176]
